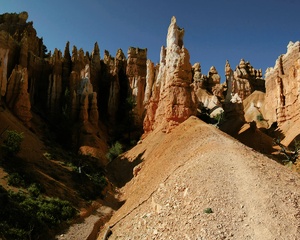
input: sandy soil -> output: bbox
[98,116,300,239]
[2,106,300,240]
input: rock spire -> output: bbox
[143,16,196,133]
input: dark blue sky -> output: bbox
[1,0,300,80]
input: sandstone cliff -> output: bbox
[0,12,42,124]
[3,11,300,161]
[264,41,300,145]
[0,12,107,160]
[143,16,196,133]
[127,47,147,127]
[6,65,32,125]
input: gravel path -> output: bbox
[98,117,300,240]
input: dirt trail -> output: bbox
[98,116,300,239]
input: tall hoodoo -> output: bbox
[0,48,9,98]
[90,42,101,91]
[144,16,196,133]
[106,49,129,124]
[126,47,147,126]
[143,59,155,105]
[6,66,32,125]
[48,48,63,120]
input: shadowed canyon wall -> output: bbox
[1,11,300,157]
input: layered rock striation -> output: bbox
[127,47,147,126]
[5,11,300,157]
[1,12,268,141]
[143,16,196,133]
[264,41,300,144]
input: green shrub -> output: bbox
[40,197,76,225]
[256,114,264,121]
[7,173,26,188]
[2,130,24,155]
[0,190,77,239]
[213,111,225,127]
[88,172,107,189]
[20,196,77,226]
[0,222,28,240]
[203,208,213,214]
[106,141,123,161]
[28,183,41,198]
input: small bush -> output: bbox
[7,173,26,188]
[106,141,123,161]
[203,208,213,214]
[2,130,24,155]
[274,138,300,164]
[213,111,225,127]
[0,222,28,240]
[33,197,76,226]
[88,172,107,189]
[256,114,264,121]
[0,190,77,239]
[28,183,41,198]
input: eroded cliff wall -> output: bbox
[264,41,300,144]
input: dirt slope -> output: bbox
[99,116,300,239]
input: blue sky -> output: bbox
[1,0,300,80]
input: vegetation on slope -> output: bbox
[0,127,108,239]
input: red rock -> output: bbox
[143,17,196,133]
[6,65,32,125]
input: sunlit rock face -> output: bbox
[225,59,264,102]
[126,47,147,126]
[264,41,300,143]
[143,16,196,133]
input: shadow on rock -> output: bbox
[106,151,145,188]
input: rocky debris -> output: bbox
[98,117,300,240]
[143,16,196,133]
[56,206,114,240]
